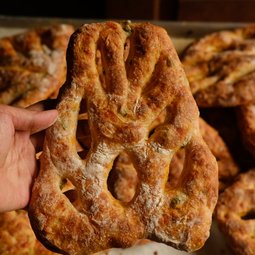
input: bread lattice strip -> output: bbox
[29,21,218,255]
[109,116,238,204]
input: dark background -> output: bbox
[1,0,255,22]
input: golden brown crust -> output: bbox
[110,117,238,201]
[169,117,239,191]
[215,169,255,255]
[237,104,255,159]
[0,210,57,255]
[181,24,255,107]
[0,24,74,107]
[198,117,239,190]
[29,21,218,255]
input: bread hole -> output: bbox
[241,210,255,220]
[60,179,76,199]
[76,98,91,159]
[60,178,74,190]
[107,153,137,203]
[61,178,83,211]
[96,48,106,90]
[63,189,78,204]
[148,128,156,138]
[148,110,168,138]
[76,119,91,159]
[124,38,130,62]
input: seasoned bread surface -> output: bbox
[29,21,218,255]
[0,210,57,255]
[0,24,74,107]
[181,25,255,107]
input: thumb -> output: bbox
[28,109,58,134]
[0,105,58,134]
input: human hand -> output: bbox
[0,104,58,212]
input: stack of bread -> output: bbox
[181,24,255,255]
[0,20,254,255]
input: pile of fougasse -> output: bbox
[181,24,255,255]
[0,21,254,255]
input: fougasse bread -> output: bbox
[0,24,74,107]
[0,210,57,255]
[216,169,255,255]
[181,24,255,107]
[28,21,218,255]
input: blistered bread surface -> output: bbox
[0,24,74,107]
[29,21,218,255]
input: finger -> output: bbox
[0,104,58,134]
[30,109,58,134]
[0,112,14,165]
